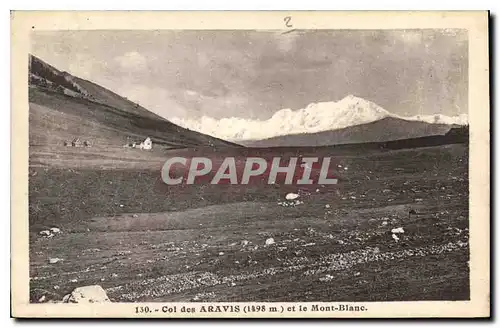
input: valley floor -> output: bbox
[29,144,469,302]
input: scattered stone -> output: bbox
[48,258,63,264]
[391,227,405,234]
[316,189,320,192]
[64,285,111,303]
[218,252,224,256]
[132,214,139,218]
[38,295,46,303]
[265,238,275,246]
[325,204,330,209]
[53,285,60,290]
[354,272,361,276]
[319,274,335,282]
[392,234,400,242]
[70,279,78,283]
[241,240,249,246]
[381,221,388,226]
[285,193,299,200]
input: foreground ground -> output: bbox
[29,143,469,302]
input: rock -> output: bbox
[38,295,46,303]
[241,240,249,246]
[132,214,139,218]
[218,252,224,256]
[381,221,388,226]
[392,234,400,242]
[39,230,51,237]
[285,193,299,200]
[265,238,275,245]
[48,258,63,264]
[49,227,61,234]
[64,285,111,303]
[325,204,330,209]
[316,189,320,192]
[391,227,405,234]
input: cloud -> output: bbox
[114,51,148,71]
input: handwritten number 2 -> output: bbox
[284,16,292,28]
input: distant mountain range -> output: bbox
[240,117,461,147]
[29,55,239,149]
[172,95,468,146]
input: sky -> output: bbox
[31,29,468,120]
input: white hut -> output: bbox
[139,137,152,150]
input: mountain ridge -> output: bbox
[171,95,468,142]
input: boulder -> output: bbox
[39,230,51,237]
[64,285,111,303]
[285,193,299,200]
[48,258,63,264]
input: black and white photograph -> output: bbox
[11,11,490,318]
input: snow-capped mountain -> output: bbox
[171,95,468,142]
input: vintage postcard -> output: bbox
[11,11,490,318]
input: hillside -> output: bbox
[241,117,457,147]
[28,55,239,150]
